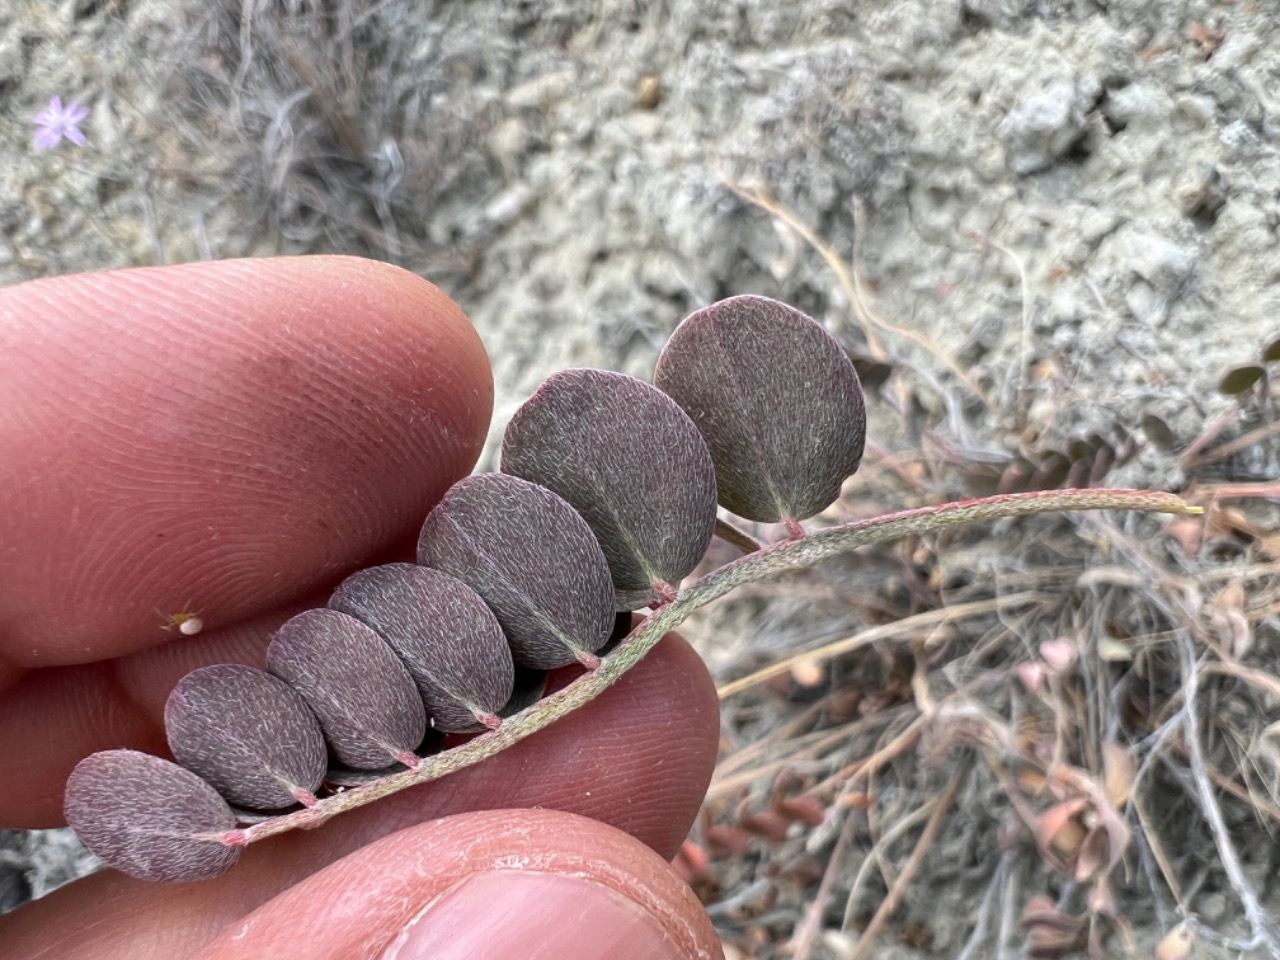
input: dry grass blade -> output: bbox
[715,517,766,554]
[1130,791,1188,916]
[788,806,858,960]
[1182,421,1280,471]
[848,771,964,960]
[1177,629,1280,958]
[716,592,1045,699]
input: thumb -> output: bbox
[196,809,722,960]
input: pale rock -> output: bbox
[999,74,1097,174]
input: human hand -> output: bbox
[0,257,721,958]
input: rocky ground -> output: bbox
[3,1,1279,957]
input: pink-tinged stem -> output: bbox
[236,488,1200,847]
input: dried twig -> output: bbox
[1183,420,1280,470]
[714,516,765,554]
[1177,628,1280,958]
[955,851,1016,960]
[789,806,856,960]
[848,770,965,960]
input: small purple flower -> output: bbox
[33,97,89,151]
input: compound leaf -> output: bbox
[165,664,328,810]
[267,609,426,770]
[418,473,615,668]
[501,370,717,606]
[330,564,515,732]
[64,749,240,883]
[655,295,866,523]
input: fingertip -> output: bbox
[197,810,722,960]
[0,663,168,826]
[0,256,492,666]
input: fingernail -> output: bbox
[386,870,675,960]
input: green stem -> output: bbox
[238,488,1199,845]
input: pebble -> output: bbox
[999,75,1093,175]
[1119,227,1195,295]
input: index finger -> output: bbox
[0,256,492,668]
